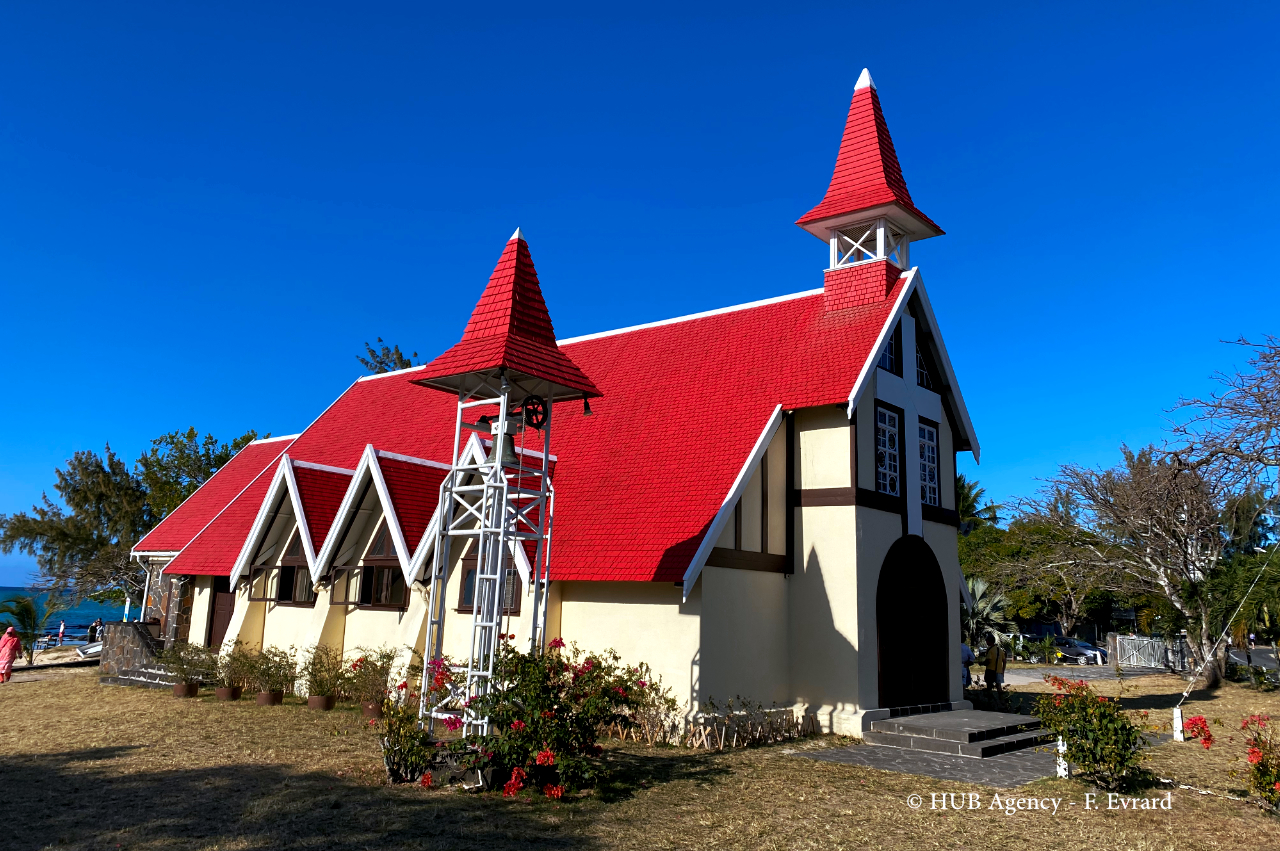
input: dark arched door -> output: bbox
[876,535,949,708]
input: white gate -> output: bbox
[1114,635,1190,671]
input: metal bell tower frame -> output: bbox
[420,369,556,736]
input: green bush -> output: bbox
[349,645,398,704]
[157,642,213,685]
[211,642,253,689]
[466,638,646,796]
[1034,675,1147,789]
[1241,714,1280,807]
[300,644,348,698]
[246,645,297,694]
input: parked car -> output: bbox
[1060,637,1107,664]
[1053,637,1102,665]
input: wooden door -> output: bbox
[209,576,234,648]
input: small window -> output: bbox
[876,408,900,497]
[916,345,935,390]
[458,555,521,615]
[877,335,896,373]
[329,566,407,610]
[247,567,278,602]
[366,521,393,559]
[919,423,939,506]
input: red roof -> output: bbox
[133,437,294,554]
[291,463,353,556]
[797,73,942,235]
[163,457,284,575]
[377,455,448,554]
[413,232,601,400]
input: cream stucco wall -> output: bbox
[261,602,321,651]
[700,567,789,706]
[796,406,850,489]
[187,576,213,647]
[558,580,702,712]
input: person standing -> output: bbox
[58,620,66,647]
[961,642,976,689]
[0,627,22,683]
[984,634,1007,693]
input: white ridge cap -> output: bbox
[251,434,301,445]
[855,68,876,91]
[556,287,824,346]
[510,226,524,242]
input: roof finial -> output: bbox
[510,227,525,242]
[854,68,875,91]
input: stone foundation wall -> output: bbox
[100,622,164,677]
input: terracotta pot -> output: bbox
[214,686,242,702]
[308,694,336,711]
[362,701,385,719]
[172,682,199,698]
[256,690,285,706]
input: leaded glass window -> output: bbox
[919,423,939,506]
[876,408,899,496]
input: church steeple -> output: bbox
[797,70,942,273]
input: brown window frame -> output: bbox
[329,563,409,611]
[456,554,522,616]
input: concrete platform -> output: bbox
[800,741,1057,787]
[863,709,1050,758]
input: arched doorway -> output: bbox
[876,535,949,708]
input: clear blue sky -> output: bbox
[2,3,1277,585]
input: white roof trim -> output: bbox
[249,434,301,445]
[374,449,453,471]
[557,289,824,346]
[357,364,429,382]
[281,455,320,569]
[682,404,784,599]
[291,458,356,476]
[133,551,180,558]
[843,267,980,462]
[510,226,524,242]
[229,459,291,585]
[855,67,876,91]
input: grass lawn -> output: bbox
[3,668,1280,850]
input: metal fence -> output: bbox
[1112,634,1191,671]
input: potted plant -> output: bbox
[249,646,296,706]
[158,642,211,698]
[300,643,346,711]
[350,645,398,718]
[213,643,251,701]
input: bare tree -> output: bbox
[1174,336,1280,480]
[1030,446,1255,683]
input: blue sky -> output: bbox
[2,3,1277,585]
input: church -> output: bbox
[129,69,980,737]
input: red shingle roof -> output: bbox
[291,463,353,556]
[797,75,942,235]
[133,437,294,554]
[377,456,448,555]
[413,232,601,400]
[163,458,283,575]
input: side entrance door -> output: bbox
[208,576,235,648]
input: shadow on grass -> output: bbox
[1118,687,1220,712]
[5,746,597,851]
[594,745,733,803]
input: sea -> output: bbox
[0,586,126,642]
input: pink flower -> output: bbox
[441,715,463,732]
[548,637,566,649]
[637,681,647,688]
[510,719,526,731]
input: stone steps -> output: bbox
[865,710,1051,759]
[100,665,179,690]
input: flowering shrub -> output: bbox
[462,640,647,795]
[1182,714,1213,749]
[1241,715,1280,807]
[349,645,397,704]
[1034,675,1147,789]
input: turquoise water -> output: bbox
[0,586,127,634]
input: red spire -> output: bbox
[413,230,601,400]
[797,70,942,238]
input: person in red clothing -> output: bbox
[0,627,22,683]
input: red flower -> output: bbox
[1248,747,1264,765]
[1274,781,1280,791]
[441,715,463,732]
[1201,738,1212,750]
[615,687,627,697]
[548,637,566,649]
[397,681,408,691]
[509,634,516,640]
[368,718,377,727]
[510,719,526,732]
[420,773,433,788]
[536,748,555,766]
[503,767,526,798]
[540,710,555,719]
[543,784,564,800]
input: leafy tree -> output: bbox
[138,427,261,519]
[358,337,420,374]
[0,446,152,607]
[0,594,63,665]
[956,473,1001,530]
[960,577,1017,648]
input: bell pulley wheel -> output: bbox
[520,395,547,429]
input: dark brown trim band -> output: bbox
[922,504,961,527]
[706,548,789,573]
[797,487,857,507]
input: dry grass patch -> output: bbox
[3,671,1280,850]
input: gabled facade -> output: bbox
[132,70,981,736]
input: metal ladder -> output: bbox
[419,373,554,737]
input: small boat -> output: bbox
[76,642,102,659]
